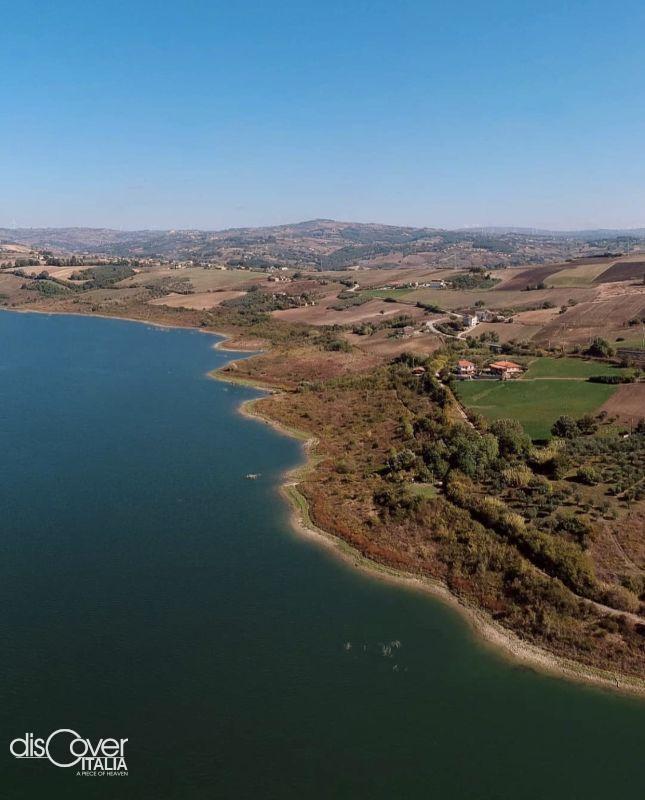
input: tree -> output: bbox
[585,337,614,358]
[575,465,599,486]
[551,415,579,439]
[576,414,598,435]
[489,418,531,457]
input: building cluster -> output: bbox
[455,359,524,380]
[459,308,501,327]
[378,278,448,290]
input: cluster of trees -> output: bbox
[370,355,645,614]
[451,269,499,290]
[68,265,135,289]
[589,371,639,384]
[551,413,598,438]
[585,337,614,358]
[222,286,316,314]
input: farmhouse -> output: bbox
[489,360,523,379]
[462,312,479,327]
[456,359,477,376]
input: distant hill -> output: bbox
[1,220,643,270]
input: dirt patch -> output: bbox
[272,299,427,326]
[607,508,645,570]
[500,263,570,290]
[347,330,443,357]
[513,306,562,324]
[149,290,245,309]
[535,286,645,345]
[598,383,645,423]
[594,261,645,283]
[473,321,543,342]
[18,266,84,281]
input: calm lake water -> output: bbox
[0,311,643,799]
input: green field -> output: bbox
[546,262,612,287]
[523,357,627,380]
[363,287,415,300]
[408,483,438,499]
[455,379,617,439]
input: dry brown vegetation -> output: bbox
[3,250,643,683]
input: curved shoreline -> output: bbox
[233,391,645,699]
[5,307,644,698]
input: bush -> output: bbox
[584,337,614,358]
[576,466,600,486]
[551,415,579,439]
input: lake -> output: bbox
[1,311,643,799]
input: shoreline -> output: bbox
[4,305,645,698]
[235,392,645,699]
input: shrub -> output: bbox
[551,415,579,439]
[576,465,600,486]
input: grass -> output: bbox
[546,263,612,287]
[523,357,628,380]
[455,379,618,439]
[408,483,438,498]
[363,288,414,300]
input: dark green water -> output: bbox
[0,311,643,800]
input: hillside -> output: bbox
[2,220,643,271]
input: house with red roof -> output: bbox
[456,359,477,377]
[489,360,523,379]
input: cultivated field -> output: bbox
[455,379,618,439]
[522,357,628,379]
[599,383,645,423]
[272,298,427,326]
[547,262,615,287]
[118,267,264,291]
[149,290,246,309]
[535,285,645,346]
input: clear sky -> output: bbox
[2,0,644,231]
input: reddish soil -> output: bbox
[500,263,571,290]
[594,261,645,283]
[598,383,645,423]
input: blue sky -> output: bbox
[2,0,644,230]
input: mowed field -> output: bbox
[546,262,614,287]
[455,379,618,439]
[522,357,628,379]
